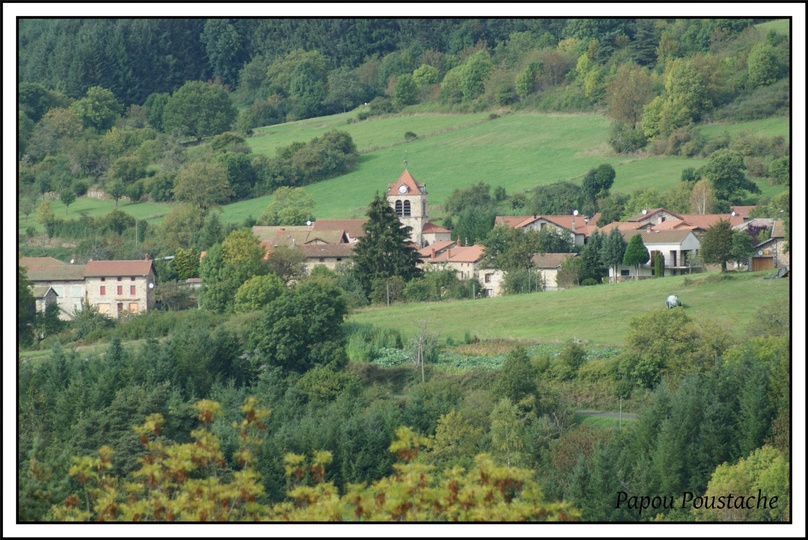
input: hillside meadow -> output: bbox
[19,111,789,233]
[348,271,790,346]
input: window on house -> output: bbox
[72,286,82,297]
[128,303,139,313]
[100,285,106,296]
[130,277,135,281]
[403,200,411,216]
[395,200,403,216]
[336,258,342,262]
[485,273,492,283]
[117,285,123,295]
[100,277,105,282]
[97,303,110,314]
[621,269,630,276]
[130,285,136,295]
[117,277,122,281]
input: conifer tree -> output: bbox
[622,233,650,280]
[600,228,627,283]
[352,192,423,295]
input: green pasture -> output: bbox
[699,116,790,141]
[18,111,790,230]
[756,19,790,36]
[248,108,492,156]
[229,112,715,222]
[348,271,790,346]
[18,197,173,235]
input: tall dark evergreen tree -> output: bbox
[352,192,423,294]
[601,228,627,283]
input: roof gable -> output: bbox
[387,169,426,196]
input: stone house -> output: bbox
[83,260,156,319]
[531,252,578,291]
[20,258,88,320]
[749,219,789,271]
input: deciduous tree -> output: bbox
[173,161,233,210]
[260,186,315,226]
[699,149,760,205]
[253,281,348,373]
[700,219,733,272]
[162,81,237,140]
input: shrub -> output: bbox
[581,278,598,286]
[404,131,417,141]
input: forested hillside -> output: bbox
[16,17,793,525]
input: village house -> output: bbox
[531,252,578,291]
[19,257,156,320]
[83,260,157,319]
[20,257,88,320]
[742,219,789,271]
[495,213,601,248]
[417,240,491,295]
[607,228,703,281]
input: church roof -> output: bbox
[387,169,426,196]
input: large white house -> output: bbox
[610,228,702,280]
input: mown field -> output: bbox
[348,271,790,346]
[18,111,790,233]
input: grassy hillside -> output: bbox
[18,111,790,232]
[226,111,788,222]
[348,271,790,346]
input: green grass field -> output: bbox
[18,197,174,235]
[18,111,790,231]
[348,271,790,346]
[699,116,790,141]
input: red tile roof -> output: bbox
[19,256,65,266]
[675,214,744,230]
[427,245,485,264]
[730,206,756,220]
[597,221,645,233]
[495,214,599,234]
[422,222,450,234]
[418,240,458,258]
[311,219,367,239]
[626,208,683,222]
[84,260,154,277]
[386,169,426,196]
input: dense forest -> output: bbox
[16,17,792,524]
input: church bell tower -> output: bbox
[386,170,428,247]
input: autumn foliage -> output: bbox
[51,398,579,522]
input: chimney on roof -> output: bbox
[456,238,462,247]
[431,248,435,259]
